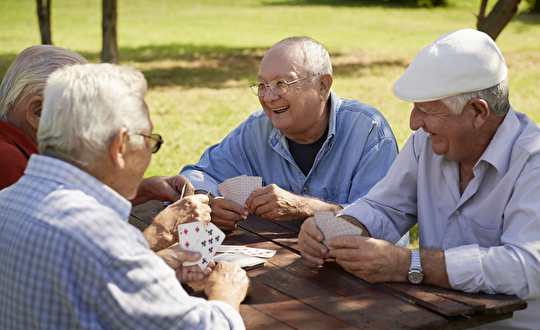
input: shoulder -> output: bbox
[334,97,395,140]
[230,109,274,138]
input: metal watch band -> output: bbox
[411,249,422,270]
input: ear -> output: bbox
[25,96,43,130]
[467,98,490,129]
[318,74,333,101]
[108,127,129,170]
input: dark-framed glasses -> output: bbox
[138,133,163,153]
[250,73,318,97]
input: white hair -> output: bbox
[272,36,333,77]
[441,77,510,116]
[38,63,150,169]
[0,45,88,122]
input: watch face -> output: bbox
[408,270,424,284]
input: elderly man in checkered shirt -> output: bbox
[0,63,250,330]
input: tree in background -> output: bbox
[101,0,119,64]
[476,0,522,40]
[36,0,52,45]
[35,0,119,63]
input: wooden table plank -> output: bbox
[377,283,527,316]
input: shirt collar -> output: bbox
[24,154,132,221]
[477,107,519,177]
[0,119,39,157]
[270,90,339,147]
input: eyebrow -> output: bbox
[257,73,295,81]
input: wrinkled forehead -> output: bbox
[259,43,305,80]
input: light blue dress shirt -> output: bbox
[340,108,540,330]
[181,91,408,246]
[0,154,244,330]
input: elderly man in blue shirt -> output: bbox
[0,63,250,329]
[180,36,408,247]
[299,29,540,330]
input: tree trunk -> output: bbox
[101,0,119,64]
[36,0,52,45]
[477,0,521,40]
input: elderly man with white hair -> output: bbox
[0,45,88,190]
[0,63,250,329]
[299,29,540,329]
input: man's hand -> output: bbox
[298,217,331,265]
[205,261,251,312]
[143,194,211,251]
[131,175,195,206]
[328,236,409,283]
[245,184,342,222]
[245,184,305,221]
[156,244,215,283]
[210,197,248,231]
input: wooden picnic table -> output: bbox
[130,200,527,330]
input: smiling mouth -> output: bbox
[272,106,289,114]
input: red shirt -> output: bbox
[0,119,39,190]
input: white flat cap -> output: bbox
[393,29,507,102]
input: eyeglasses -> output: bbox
[249,73,318,97]
[138,133,163,153]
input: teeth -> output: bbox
[273,106,288,112]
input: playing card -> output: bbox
[213,253,266,270]
[218,175,262,206]
[217,245,246,253]
[314,210,363,249]
[178,222,205,251]
[240,247,276,258]
[195,222,225,269]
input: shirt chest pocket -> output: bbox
[323,181,352,204]
[464,216,503,248]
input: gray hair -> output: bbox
[38,63,150,169]
[272,36,333,76]
[441,77,510,117]
[0,45,88,122]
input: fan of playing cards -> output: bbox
[218,175,262,206]
[314,210,363,249]
[178,222,225,270]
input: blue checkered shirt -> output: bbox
[0,154,245,330]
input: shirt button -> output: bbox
[454,210,460,216]
[302,187,308,192]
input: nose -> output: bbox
[262,86,279,103]
[409,105,425,131]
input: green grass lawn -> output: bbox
[2,0,540,247]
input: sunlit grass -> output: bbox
[2,0,540,248]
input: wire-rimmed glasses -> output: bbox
[138,133,163,153]
[250,73,318,97]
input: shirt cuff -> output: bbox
[445,244,495,294]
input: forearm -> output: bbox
[421,249,451,288]
[297,196,343,220]
[142,221,174,252]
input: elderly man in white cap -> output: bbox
[298,29,540,329]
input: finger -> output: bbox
[211,216,239,231]
[244,186,268,209]
[327,235,366,249]
[304,218,324,242]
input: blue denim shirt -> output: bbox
[181,91,398,209]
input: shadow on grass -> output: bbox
[262,0,417,9]
[1,43,409,89]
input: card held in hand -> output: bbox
[178,222,225,270]
[218,175,262,206]
[314,210,363,250]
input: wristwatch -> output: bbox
[407,249,424,284]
